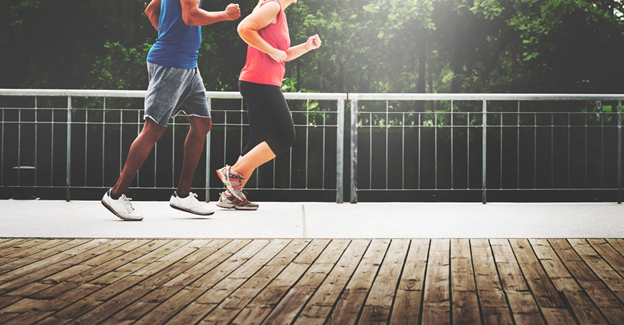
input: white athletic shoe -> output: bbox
[169,192,215,216]
[101,189,143,221]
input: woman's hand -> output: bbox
[306,34,321,51]
[270,48,288,62]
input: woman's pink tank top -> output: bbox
[239,0,290,86]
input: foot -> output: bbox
[216,166,247,201]
[216,191,259,211]
[101,189,143,221]
[169,192,215,215]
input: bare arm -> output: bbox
[145,0,161,31]
[286,34,321,61]
[237,2,287,62]
[181,0,240,26]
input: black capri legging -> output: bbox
[239,80,296,157]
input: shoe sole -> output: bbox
[170,204,215,216]
[216,203,258,211]
[101,200,143,221]
[216,169,247,202]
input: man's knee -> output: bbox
[142,119,166,142]
[189,117,212,135]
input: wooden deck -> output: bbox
[1,238,624,324]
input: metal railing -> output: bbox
[0,89,346,202]
[3,90,624,204]
[349,93,624,203]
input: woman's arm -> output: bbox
[237,2,287,62]
[286,34,321,61]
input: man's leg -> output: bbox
[176,116,212,197]
[111,119,165,197]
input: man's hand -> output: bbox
[306,34,321,51]
[224,3,241,21]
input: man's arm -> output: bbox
[181,0,240,26]
[145,0,161,31]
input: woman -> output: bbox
[216,0,321,210]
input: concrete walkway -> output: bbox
[1,199,623,238]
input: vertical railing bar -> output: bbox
[1,109,4,186]
[500,111,503,189]
[618,100,622,203]
[467,112,470,190]
[66,96,72,201]
[534,111,537,189]
[418,112,421,189]
[385,100,389,190]
[402,112,405,190]
[172,119,177,189]
[567,112,571,189]
[102,97,106,187]
[154,140,158,188]
[136,109,140,187]
[450,100,454,189]
[322,110,326,190]
[289,146,293,189]
[306,99,310,189]
[34,96,38,187]
[205,97,211,201]
[17,104,22,186]
[585,112,588,188]
[369,112,372,189]
[84,107,88,186]
[51,106,55,186]
[336,98,344,203]
[601,108,605,189]
[119,107,123,178]
[517,101,520,189]
[551,113,554,189]
[434,104,438,190]
[482,100,487,204]
[350,98,358,203]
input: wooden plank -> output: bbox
[529,239,608,325]
[390,239,429,325]
[450,239,480,325]
[490,239,544,325]
[0,239,59,260]
[422,239,450,325]
[326,239,389,325]
[133,240,265,325]
[35,239,191,324]
[589,239,624,277]
[509,239,566,309]
[292,239,370,325]
[68,239,217,325]
[0,239,31,256]
[233,239,337,324]
[470,239,512,325]
[196,239,312,324]
[359,239,410,324]
[0,239,111,295]
[569,239,624,298]
[99,239,233,325]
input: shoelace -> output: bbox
[119,194,136,213]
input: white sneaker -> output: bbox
[169,192,215,216]
[101,189,143,221]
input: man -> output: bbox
[101,0,241,221]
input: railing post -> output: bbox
[350,98,358,203]
[66,96,72,201]
[618,100,622,204]
[205,97,212,203]
[336,98,344,203]
[482,99,487,204]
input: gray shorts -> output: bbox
[144,62,211,126]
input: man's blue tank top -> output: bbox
[147,0,202,69]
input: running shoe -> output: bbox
[169,192,215,215]
[216,191,259,210]
[216,166,247,201]
[101,189,143,221]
